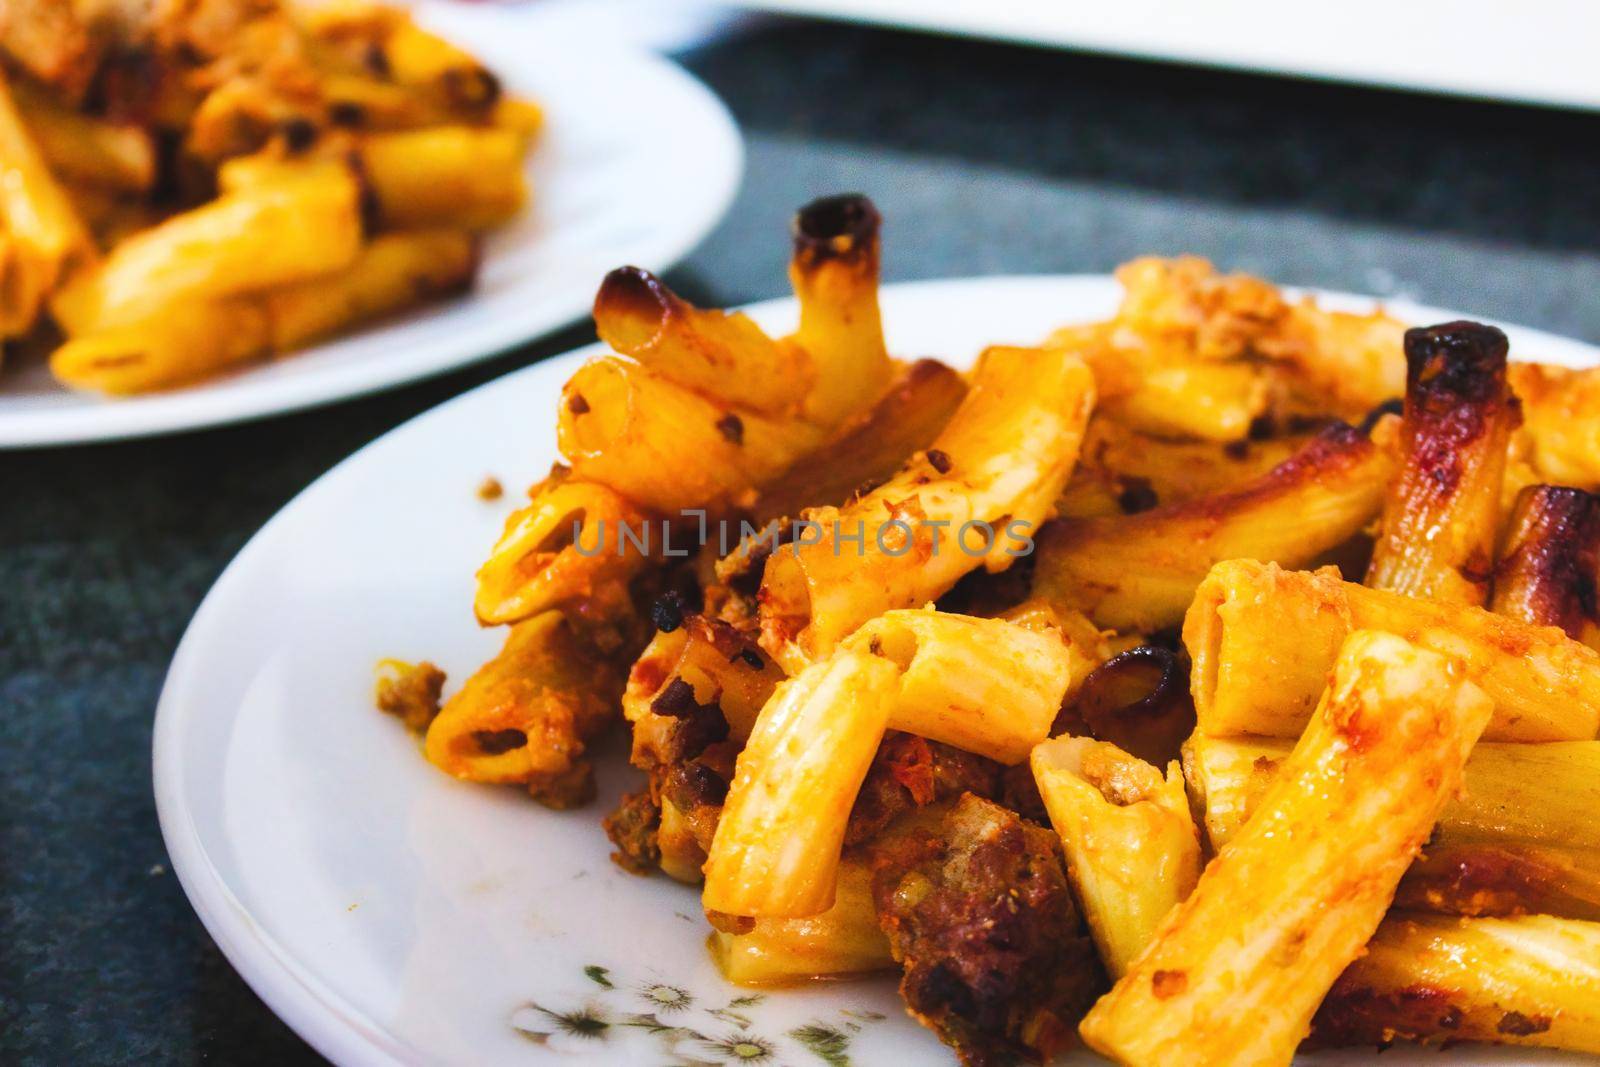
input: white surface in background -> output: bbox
[734,0,1600,111]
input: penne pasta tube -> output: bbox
[592,266,806,417]
[851,609,1074,765]
[788,194,894,428]
[1491,484,1600,649]
[753,358,968,523]
[0,68,91,329]
[14,79,155,192]
[702,647,898,918]
[379,18,501,110]
[1367,322,1519,604]
[1312,912,1600,1054]
[1187,734,1600,921]
[1184,559,1600,742]
[1056,419,1313,519]
[558,356,829,515]
[1033,420,1397,631]
[709,858,894,985]
[303,2,500,111]
[0,233,53,337]
[359,127,526,230]
[51,166,363,335]
[1080,631,1494,1067]
[264,228,477,349]
[50,299,271,394]
[424,612,625,808]
[1031,737,1201,978]
[1105,360,1268,443]
[759,345,1095,669]
[474,470,655,626]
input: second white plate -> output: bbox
[0,2,742,448]
[154,275,1599,1066]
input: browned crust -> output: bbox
[1397,844,1571,917]
[1493,484,1600,638]
[592,265,678,352]
[1400,321,1515,501]
[1042,420,1376,546]
[752,358,968,524]
[791,193,881,273]
[1312,981,1552,1048]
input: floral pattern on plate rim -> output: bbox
[510,963,888,1065]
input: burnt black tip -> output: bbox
[596,265,669,314]
[1404,320,1509,364]
[793,194,881,252]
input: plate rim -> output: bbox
[0,10,743,451]
[152,272,1600,1066]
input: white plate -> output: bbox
[736,0,1600,112]
[0,2,741,449]
[154,275,1599,1067]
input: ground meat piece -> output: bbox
[602,788,661,874]
[866,794,1106,1067]
[846,733,1003,846]
[375,659,446,732]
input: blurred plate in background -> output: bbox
[0,2,742,449]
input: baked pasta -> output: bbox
[0,0,537,394]
[379,198,1600,1065]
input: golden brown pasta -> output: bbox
[474,469,656,627]
[1033,420,1397,631]
[759,345,1095,670]
[1032,736,1201,978]
[1080,631,1493,1067]
[1187,734,1600,922]
[593,265,806,418]
[1185,559,1600,742]
[1313,913,1600,1054]
[1367,321,1520,604]
[1492,484,1600,648]
[788,194,894,427]
[424,612,626,808]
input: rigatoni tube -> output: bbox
[558,356,828,514]
[1080,630,1493,1067]
[709,858,894,985]
[1186,734,1600,922]
[1313,913,1600,1055]
[593,266,807,418]
[788,194,893,428]
[1491,484,1600,649]
[853,609,1074,765]
[702,648,898,918]
[1184,559,1600,742]
[1367,321,1519,604]
[1033,420,1397,631]
[1031,737,1201,978]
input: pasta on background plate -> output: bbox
[378,196,1600,1066]
[0,0,539,393]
